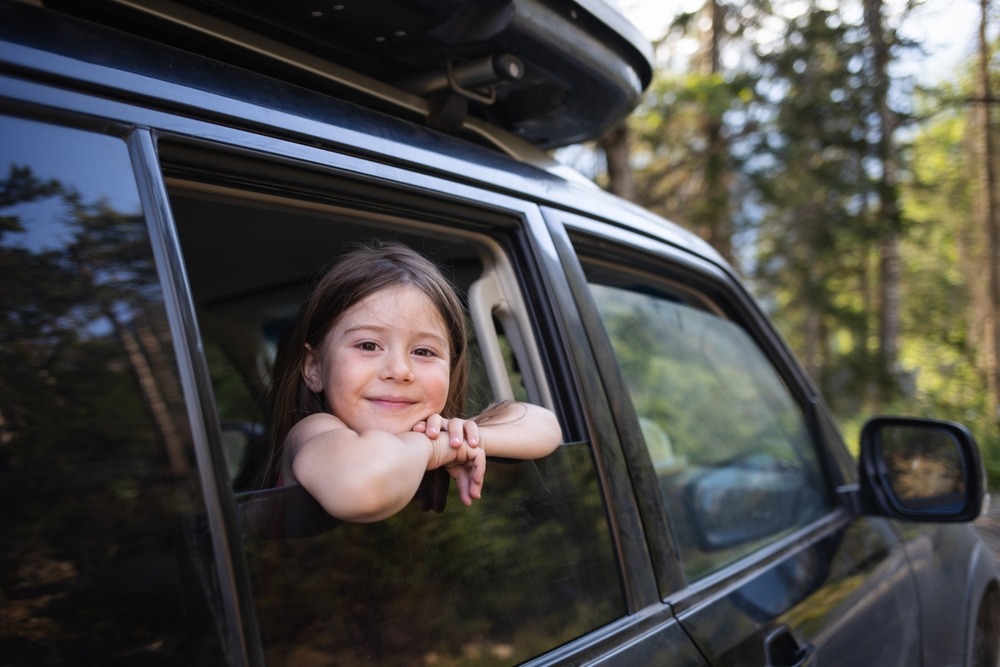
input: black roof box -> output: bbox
[43,0,653,149]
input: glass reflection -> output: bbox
[882,426,964,507]
[0,115,226,664]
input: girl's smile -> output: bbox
[302,285,451,434]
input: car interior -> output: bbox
[165,172,553,489]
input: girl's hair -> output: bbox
[261,241,470,486]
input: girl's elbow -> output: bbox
[545,410,563,451]
[314,483,403,523]
[544,425,563,455]
[535,409,563,456]
[295,463,404,522]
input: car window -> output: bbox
[582,258,831,580]
[166,169,626,665]
[0,115,229,664]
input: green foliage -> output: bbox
[895,85,1000,487]
[610,0,1000,486]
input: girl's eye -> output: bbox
[412,347,437,358]
[357,341,379,352]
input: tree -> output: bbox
[602,0,766,268]
[975,0,1000,424]
[863,0,906,403]
[747,6,875,401]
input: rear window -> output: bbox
[0,115,228,664]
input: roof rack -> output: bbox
[40,0,653,150]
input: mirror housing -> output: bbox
[858,416,986,522]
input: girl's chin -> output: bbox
[348,416,418,434]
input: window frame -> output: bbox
[158,137,562,418]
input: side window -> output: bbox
[168,175,625,664]
[0,116,228,663]
[583,259,830,580]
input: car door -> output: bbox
[152,121,710,663]
[545,208,925,667]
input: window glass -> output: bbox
[243,445,617,665]
[169,183,625,664]
[585,263,830,580]
[0,115,228,663]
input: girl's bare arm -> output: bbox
[286,413,484,522]
[415,403,562,460]
[476,402,562,459]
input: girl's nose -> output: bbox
[381,351,414,382]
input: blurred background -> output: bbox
[560,0,1000,488]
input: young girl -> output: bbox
[264,241,562,523]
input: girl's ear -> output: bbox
[302,344,324,392]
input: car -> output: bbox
[1,1,997,665]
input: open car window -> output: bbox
[165,156,627,665]
[167,181,546,484]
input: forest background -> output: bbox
[561,0,1000,486]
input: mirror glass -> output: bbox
[881,426,966,512]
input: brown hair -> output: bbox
[261,241,470,486]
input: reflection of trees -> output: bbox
[592,286,829,579]
[594,289,807,466]
[0,165,222,663]
[884,429,963,500]
[1,165,184,473]
[245,444,623,666]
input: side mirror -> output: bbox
[858,416,986,522]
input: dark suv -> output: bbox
[1,1,997,665]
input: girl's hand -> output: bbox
[414,414,481,450]
[425,433,485,507]
[444,443,485,506]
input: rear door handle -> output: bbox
[765,625,814,667]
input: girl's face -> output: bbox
[302,285,452,433]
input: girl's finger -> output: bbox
[464,421,480,448]
[470,450,485,498]
[446,418,465,448]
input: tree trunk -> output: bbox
[598,123,637,202]
[864,0,903,402]
[878,233,901,385]
[696,0,734,264]
[977,0,1000,422]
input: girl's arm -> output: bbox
[285,412,484,523]
[475,402,562,460]
[415,402,562,460]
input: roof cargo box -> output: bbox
[40,0,654,149]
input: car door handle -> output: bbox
[764,625,814,667]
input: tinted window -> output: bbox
[168,180,625,664]
[585,262,830,579]
[0,116,228,663]
[244,446,617,665]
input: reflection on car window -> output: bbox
[0,115,228,664]
[586,272,830,580]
